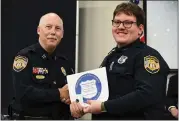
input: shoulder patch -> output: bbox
[13,55,28,72]
[144,55,160,74]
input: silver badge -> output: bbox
[118,55,128,64]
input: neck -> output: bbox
[39,40,55,55]
[117,38,139,48]
[117,43,126,48]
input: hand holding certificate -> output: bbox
[67,67,109,106]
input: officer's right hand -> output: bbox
[70,101,84,118]
[170,107,178,119]
[59,84,70,104]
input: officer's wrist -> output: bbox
[58,88,63,99]
[101,102,107,112]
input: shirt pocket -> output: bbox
[109,62,133,76]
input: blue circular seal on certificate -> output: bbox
[75,73,102,103]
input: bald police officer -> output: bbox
[10,13,74,120]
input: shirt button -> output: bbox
[53,81,56,84]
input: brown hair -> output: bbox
[113,2,145,26]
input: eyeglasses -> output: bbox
[111,20,137,28]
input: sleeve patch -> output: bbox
[144,55,160,74]
[13,55,28,72]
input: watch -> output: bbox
[101,102,107,112]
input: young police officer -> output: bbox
[10,13,74,120]
[70,2,170,120]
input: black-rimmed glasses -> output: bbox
[111,20,137,28]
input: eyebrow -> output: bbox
[113,19,134,21]
[45,24,62,27]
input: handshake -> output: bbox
[70,99,105,118]
[58,84,106,118]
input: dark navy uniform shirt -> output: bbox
[11,43,74,119]
[92,39,170,120]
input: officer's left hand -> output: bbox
[83,100,102,114]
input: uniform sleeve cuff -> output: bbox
[168,106,176,112]
[101,102,107,112]
[49,89,61,101]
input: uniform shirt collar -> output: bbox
[115,38,144,52]
[33,43,57,60]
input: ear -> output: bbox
[61,30,64,39]
[37,26,40,35]
[138,24,144,35]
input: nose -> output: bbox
[50,28,56,35]
[117,23,125,29]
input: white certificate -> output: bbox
[67,67,109,106]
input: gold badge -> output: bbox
[13,55,28,72]
[61,67,66,76]
[36,75,45,79]
[144,55,160,74]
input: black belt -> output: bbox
[19,115,52,120]
[12,113,52,120]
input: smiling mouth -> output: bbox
[116,32,127,36]
[48,38,57,41]
[117,32,127,34]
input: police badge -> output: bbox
[144,55,160,74]
[61,67,67,76]
[13,55,28,72]
[118,55,128,64]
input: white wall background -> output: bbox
[146,1,178,98]
[147,1,178,69]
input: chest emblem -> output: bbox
[33,67,48,74]
[61,67,67,76]
[118,55,128,64]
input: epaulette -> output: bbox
[57,55,75,73]
[57,55,69,61]
[107,47,116,55]
[17,46,33,55]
